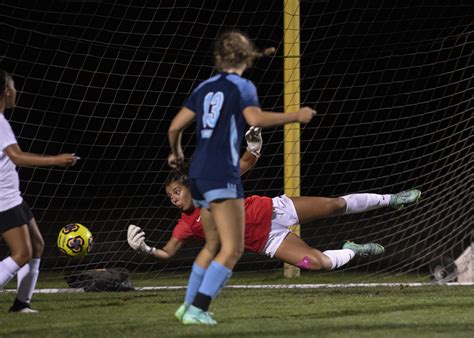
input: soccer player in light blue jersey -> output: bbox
[168,31,316,325]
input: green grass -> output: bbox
[10,270,432,289]
[1,286,473,337]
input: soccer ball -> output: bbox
[57,223,93,257]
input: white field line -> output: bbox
[1,282,473,294]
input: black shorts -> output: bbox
[0,200,34,233]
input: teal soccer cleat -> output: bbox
[343,241,385,257]
[389,189,421,209]
[181,304,217,325]
[175,303,189,322]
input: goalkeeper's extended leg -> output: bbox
[289,189,421,224]
[388,189,421,209]
[274,233,385,271]
[342,189,421,214]
[342,241,385,257]
[320,241,384,270]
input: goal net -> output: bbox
[0,1,471,287]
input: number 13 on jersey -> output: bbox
[201,91,224,139]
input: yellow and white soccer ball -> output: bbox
[57,223,93,257]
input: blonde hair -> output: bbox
[214,31,275,71]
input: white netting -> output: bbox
[0,1,471,285]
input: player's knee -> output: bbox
[221,243,244,262]
[333,197,347,214]
[32,236,44,257]
[297,253,331,271]
[11,247,33,267]
[233,244,244,259]
[29,228,45,257]
[231,246,244,261]
[203,241,220,256]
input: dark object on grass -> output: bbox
[64,268,134,292]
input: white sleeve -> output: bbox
[0,115,18,152]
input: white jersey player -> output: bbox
[0,69,79,313]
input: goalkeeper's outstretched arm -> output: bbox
[154,237,183,260]
[127,224,183,260]
[240,126,262,175]
[240,150,257,175]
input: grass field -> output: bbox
[12,270,434,288]
[1,284,473,337]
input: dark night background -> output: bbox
[0,1,472,279]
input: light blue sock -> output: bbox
[184,263,206,305]
[198,261,232,298]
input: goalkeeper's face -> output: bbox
[165,181,193,212]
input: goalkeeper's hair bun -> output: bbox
[165,165,190,188]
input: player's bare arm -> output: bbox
[168,107,195,169]
[4,143,79,167]
[156,237,184,260]
[243,106,316,128]
[240,151,257,175]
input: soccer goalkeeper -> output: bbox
[128,126,421,322]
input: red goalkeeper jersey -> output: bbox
[172,195,273,254]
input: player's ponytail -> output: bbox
[252,47,276,59]
[214,31,275,71]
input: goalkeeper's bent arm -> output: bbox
[151,237,183,260]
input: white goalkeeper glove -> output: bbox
[245,126,263,158]
[127,224,155,255]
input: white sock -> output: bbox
[16,258,41,303]
[0,256,21,288]
[323,249,355,270]
[342,193,391,214]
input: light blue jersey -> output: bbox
[185,72,259,181]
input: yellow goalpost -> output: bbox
[283,0,301,278]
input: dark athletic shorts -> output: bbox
[0,200,34,233]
